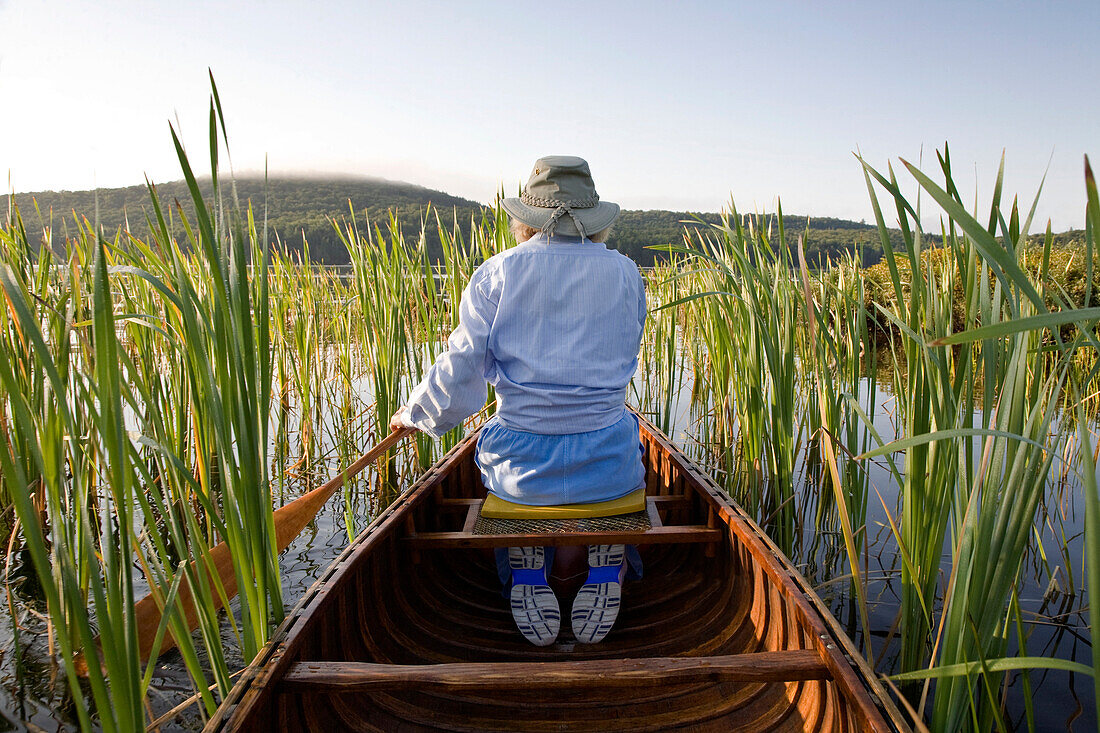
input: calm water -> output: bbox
[0,375,1093,731]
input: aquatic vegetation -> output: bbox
[0,83,1096,731]
[658,148,1100,730]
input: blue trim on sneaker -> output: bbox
[511,566,549,586]
[584,564,624,585]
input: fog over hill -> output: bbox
[13,176,1080,267]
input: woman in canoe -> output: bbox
[391,156,646,646]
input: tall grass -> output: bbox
[634,252,692,436]
[1,91,1096,732]
[0,82,296,727]
[854,149,1100,729]
[673,209,805,551]
[0,108,511,731]
[662,148,1100,729]
[798,243,875,660]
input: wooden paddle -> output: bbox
[132,426,416,662]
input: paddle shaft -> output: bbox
[133,427,415,661]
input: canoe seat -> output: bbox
[476,489,651,536]
[473,509,651,537]
[481,488,647,519]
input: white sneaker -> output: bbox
[508,546,560,646]
[571,544,626,644]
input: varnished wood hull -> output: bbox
[206,414,908,732]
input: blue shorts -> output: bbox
[476,411,645,506]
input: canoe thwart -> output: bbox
[404,525,721,549]
[281,650,831,692]
[402,527,721,548]
[404,495,720,548]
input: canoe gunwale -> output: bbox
[205,435,483,730]
[637,421,910,732]
[205,414,912,732]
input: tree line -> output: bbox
[14,176,1079,268]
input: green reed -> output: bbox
[340,211,416,504]
[635,253,691,437]
[797,243,874,660]
[670,207,804,550]
[0,81,290,729]
[643,149,1100,729]
[801,248,876,546]
[1,95,1097,733]
[858,153,980,679]
[854,149,1100,730]
[164,100,283,659]
[0,224,132,731]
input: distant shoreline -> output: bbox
[7,177,1086,268]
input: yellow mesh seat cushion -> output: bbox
[480,488,647,520]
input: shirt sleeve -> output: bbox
[402,266,498,438]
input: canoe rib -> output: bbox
[281,651,830,692]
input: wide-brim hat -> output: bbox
[502,156,620,238]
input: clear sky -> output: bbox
[1,0,1096,230]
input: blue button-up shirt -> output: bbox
[403,232,647,504]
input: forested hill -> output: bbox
[11,176,906,266]
[9,177,486,264]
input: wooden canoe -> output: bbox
[205,412,910,732]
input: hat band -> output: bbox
[540,203,587,237]
[520,192,599,209]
